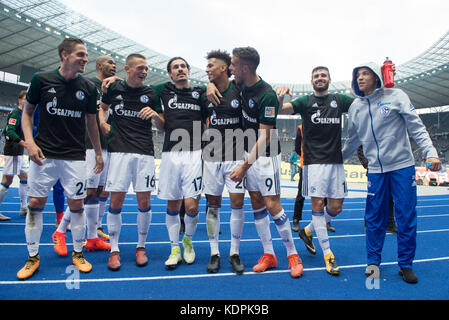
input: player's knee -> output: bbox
[28,197,46,209]
[207,195,221,207]
[67,199,84,212]
[1,176,13,186]
[327,205,342,216]
[311,198,325,212]
[264,195,282,215]
[249,192,264,210]
[137,199,151,212]
[229,193,244,208]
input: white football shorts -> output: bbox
[302,163,348,199]
[105,152,156,193]
[245,153,282,197]
[2,155,28,176]
[203,160,246,196]
[157,150,203,200]
[86,148,110,188]
[28,158,87,199]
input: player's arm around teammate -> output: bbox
[227,47,303,278]
[202,50,246,274]
[98,54,158,271]
[139,105,165,130]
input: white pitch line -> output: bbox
[1,228,449,246]
[1,256,448,286]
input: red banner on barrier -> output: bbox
[415,167,449,185]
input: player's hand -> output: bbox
[93,154,104,174]
[101,76,121,93]
[99,122,110,137]
[275,86,292,98]
[140,107,158,120]
[426,157,441,172]
[276,86,292,105]
[25,141,45,166]
[229,164,249,182]
[206,83,222,106]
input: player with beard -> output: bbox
[276,66,354,276]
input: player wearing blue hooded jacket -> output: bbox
[342,62,441,283]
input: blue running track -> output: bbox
[0,187,448,302]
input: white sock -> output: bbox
[324,206,337,223]
[206,206,220,256]
[306,221,314,233]
[70,209,86,253]
[184,211,199,240]
[273,210,297,256]
[85,202,99,239]
[97,198,107,229]
[0,184,8,203]
[107,208,122,252]
[19,181,28,208]
[166,210,180,248]
[312,210,331,255]
[56,207,71,233]
[137,207,152,248]
[25,207,43,257]
[230,206,244,256]
[254,207,274,255]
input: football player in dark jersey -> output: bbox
[140,57,207,269]
[18,38,103,280]
[99,54,162,270]
[209,47,303,278]
[277,66,354,275]
[0,90,28,221]
[201,50,246,274]
[53,56,116,255]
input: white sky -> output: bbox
[59,0,449,84]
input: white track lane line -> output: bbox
[1,256,448,285]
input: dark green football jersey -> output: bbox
[85,76,108,150]
[240,78,281,157]
[102,80,161,156]
[291,93,353,165]
[26,69,97,160]
[202,81,244,162]
[152,82,207,152]
[3,106,24,156]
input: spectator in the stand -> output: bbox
[289,150,298,181]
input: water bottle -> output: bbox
[382,57,395,88]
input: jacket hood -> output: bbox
[351,62,383,97]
